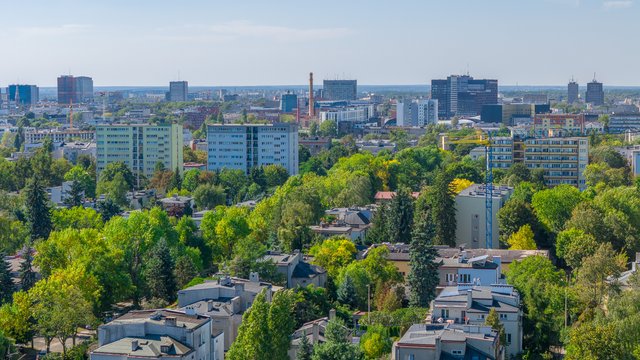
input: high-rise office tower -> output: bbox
[431,75,498,118]
[322,80,357,101]
[8,85,39,105]
[585,78,604,106]
[568,80,579,104]
[57,75,94,104]
[280,92,298,113]
[396,99,438,127]
[169,81,188,102]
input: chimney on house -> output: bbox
[329,309,336,321]
[131,340,139,351]
[164,316,177,327]
[207,300,214,312]
[312,322,320,344]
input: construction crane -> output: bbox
[442,129,495,249]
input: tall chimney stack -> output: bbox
[308,72,315,117]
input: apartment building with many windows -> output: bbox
[96,123,183,179]
[206,123,298,176]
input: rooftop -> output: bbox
[111,309,209,330]
[457,184,513,198]
[93,336,192,358]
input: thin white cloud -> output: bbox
[603,0,633,9]
[158,21,351,43]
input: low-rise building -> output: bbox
[430,284,522,357]
[159,195,194,216]
[177,275,281,350]
[288,310,346,360]
[356,139,397,155]
[25,128,95,144]
[53,141,96,163]
[455,184,513,249]
[615,145,640,177]
[263,251,327,288]
[91,309,224,360]
[299,137,332,155]
[392,323,504,360]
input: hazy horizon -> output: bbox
[2,0,639,86]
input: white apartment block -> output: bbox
[96,124,184,178]
[207,123,298,176]
[524,137,589,190]
[396,99,438,127]
[25,128,95,144]
[319,105,374,123]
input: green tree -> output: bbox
[19,249,36,291]
[531,185,582,234]
[498,199,542,246]
[174,255,198,289]
[167,167,182,191]
[0,253,14,304]
[64,165,96,198]
[309,238,357,278]
[269,290,296,360]
[319,120,337,137]
[565,322,626,360]
[485,308,506,345]
[64,180,84,207]
[97,198,121,221]
[312,318,363,360]
[506,224,537,250]
[263,164,289,188]
[386,187,414,243]
[337,274,358,309]
[182,169,201,192]
[506,256,567,353]
[360,325,391,359]
[143,239,177,303]
[575,243,626,308]
[97,162,135,190]
[23,178,52,241]
[193,184,226,209]
[52,207,104,231]
[0,291,34,345]
[201,206,251,262]
[427,171,456,246]
[408,208,440,307]
[556,229,598,269]
[104,172,129,207]
[296,331,313,360]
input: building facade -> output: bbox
[585,80,604,106]
[533,113,585,136]
[429,284,522,357]
[280,93,298,113]
[396,99,438,127]
[207,123,298,175]
[432,75,498,118]
[8,85,39,105]
[455,184,513,249]
[610,113,640,131]
[524,137,589,189]
[25,129,95,144]
[568,81,579,104]
[169,81,189,102]
[57,75,93,104]
[319,106,373,124]
[322,80,357,101]
[91,309,223,360]
[96,124,184,179]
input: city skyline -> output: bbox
[1,0,639,86]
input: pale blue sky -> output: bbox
[0,0,638,86]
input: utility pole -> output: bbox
[367,284,371,322]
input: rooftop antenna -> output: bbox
[466,63,470,76]
[593,72,597,82]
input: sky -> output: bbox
[0,0,639,86]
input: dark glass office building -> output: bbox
[568,81,579,104]
[280,93,298,113]
[431,75,498,118]
[585,80,604,106]
[322,80,357,101]
[8,85,39,105]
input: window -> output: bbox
[446,273,455,283]
[506,333,512,345]
[407,355,415,360]
[500,313,507,320]
[441,309,449,318]
[452,350,463,355]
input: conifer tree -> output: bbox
[19,247,36,291]
[167,167,182,191]
[386,187,414,243]
[0,252,15,304]
[63,180,84,208]
[428,171,456,246]
[408,208,440,307]
[337,274,358,309]
[144,239,176,302]
[24,178,52,241]
[297,331,313,360]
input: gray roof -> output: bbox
[111,309,209,330]
[93,336,192,357]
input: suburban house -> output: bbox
[429,284,523,357]
[91,309,224,360]
[392,323,504,360]
[310,207,374,241]
[288,310,348,360]
[263,251,327,288]
[364,243,549,284]
[374,191,420,203]
[177,275,282,351]
[159,195,194,217]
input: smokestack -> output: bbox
[309,72,315,117]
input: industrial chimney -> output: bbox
[308,72,315,117]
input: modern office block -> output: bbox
[322,80,357,101]
[432,75,498,118]
[207,123,298,176]
[7,85,39,105]
[585,79,604,106]
[96,124,184,180]
[280,93,298,113]
[57,75,93,104]
[568,81,579,104]
[169,81,188,102]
